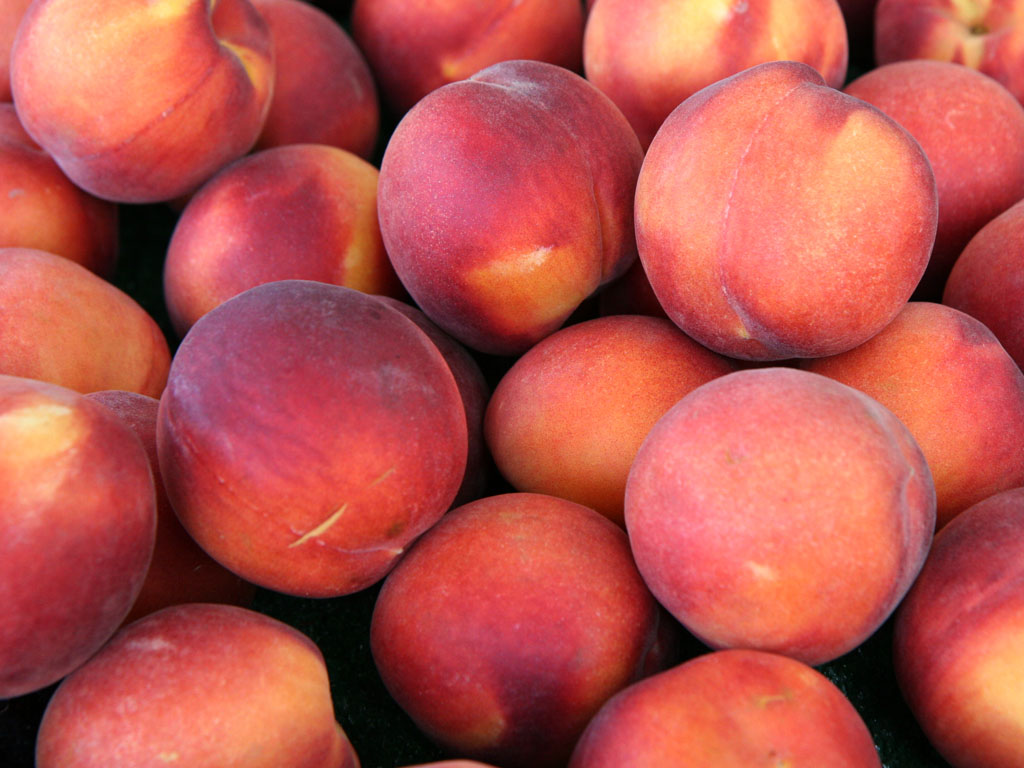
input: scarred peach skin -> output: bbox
[635,61,937,360]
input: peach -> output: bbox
[0,0,32,102]
[86,390,255,624]
[803,302,1024,529]
[10,0,274,203]
[351,0,584,115]
[893,487,1024,768]
[943,197,1024,372]
[0,375,155,698]
[0,104,118,277]
[378,59,643,355]
[35,603,359,768]
[625,367,936,666]
[596,258,668,319]
[0,247,170,397]
[583,0,849,148]
[163,143,402,337]
[844,60,1024,298]
[157,280,467,597]
[370,492,661,768]
[875,0,1024,106]
[484,315,735,525]
[252,0,379,158]
[374,296,491,506]
[635,61,937,361]
[570,649,882,767]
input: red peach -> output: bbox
[0,375,155,698]
[0,0,32,102]
[163,143,402,337]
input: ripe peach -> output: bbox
[625,367,936,666]
[0,104,118,276]
[10,0,274,203]
[893,487,1024,768]
[844,60,1024,298]
[0,375,155,698]
[86,390,255,624]
[570,649,882,767]
[157,280,467,597]
[252,0,379,158]
[636,61,937,360]
[35,603,359,768]
[371,492,661,768]
[583,0,849,148]
[378,59,643,355]
[943,197,1024,372]
[803,302,1024,529]
[351,0,584,115]
[485,315,735,525]
[0,0,32,102]
[0,247,170,397]
[163,143,402,337]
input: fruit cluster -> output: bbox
[2,1,1024,767]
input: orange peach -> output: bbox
[844,60,1024,298]
[35,603,359,768]
[0,247,170,397]
[10,0,274,203]
[252,0,379,158]
[484,314,735,525]
[0,375,155,698]
[570,649,882,767]
[0,104,118,277]
[893,487,1024,768]
[157,280,467,597]
[636,61,937,360]
[625,367,936,666]
[803,302,1024,529]
[163,143,402,337]
[583,0,849,148]
[943,197,1024,372]
[0,0,32,102]
[378,59,643,355]
[351,0,584,115]
[371,492,661,768]
[86,390,255,624]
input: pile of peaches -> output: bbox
[2,0,1024,766]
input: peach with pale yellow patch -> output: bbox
[36,603,359,768]
[378,59,642,356]
[636,60,937,360]
[163,143,402,337]
[0,247,170,397]
[583,0,849,148]
[10,0,274,203]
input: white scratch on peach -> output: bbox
[289,503,349,548]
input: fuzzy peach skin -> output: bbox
[252,0,379,158]
[0,247,170,397]
[0,375,155,699]
[351,0,583,115]
[803,302,1024,529]
[378,59,643,356]
[944,197,1024,372]
[36,603,359,768]
[485,315,735,526]
[569,649,882,767]
[583,0,849,148]
[375,296,491,507]
[0,0,32,101]
[636,61,937,361]
[875,0,1024,106]
[163,143,402,337]
[845,60,1024,299]
[893,487,1024,768]
[0,104,118,277]
[625,367,937,666]
[371,492,661,768]
[86,391,255,625]
[157,280,467,597]
[10,0,274,203]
